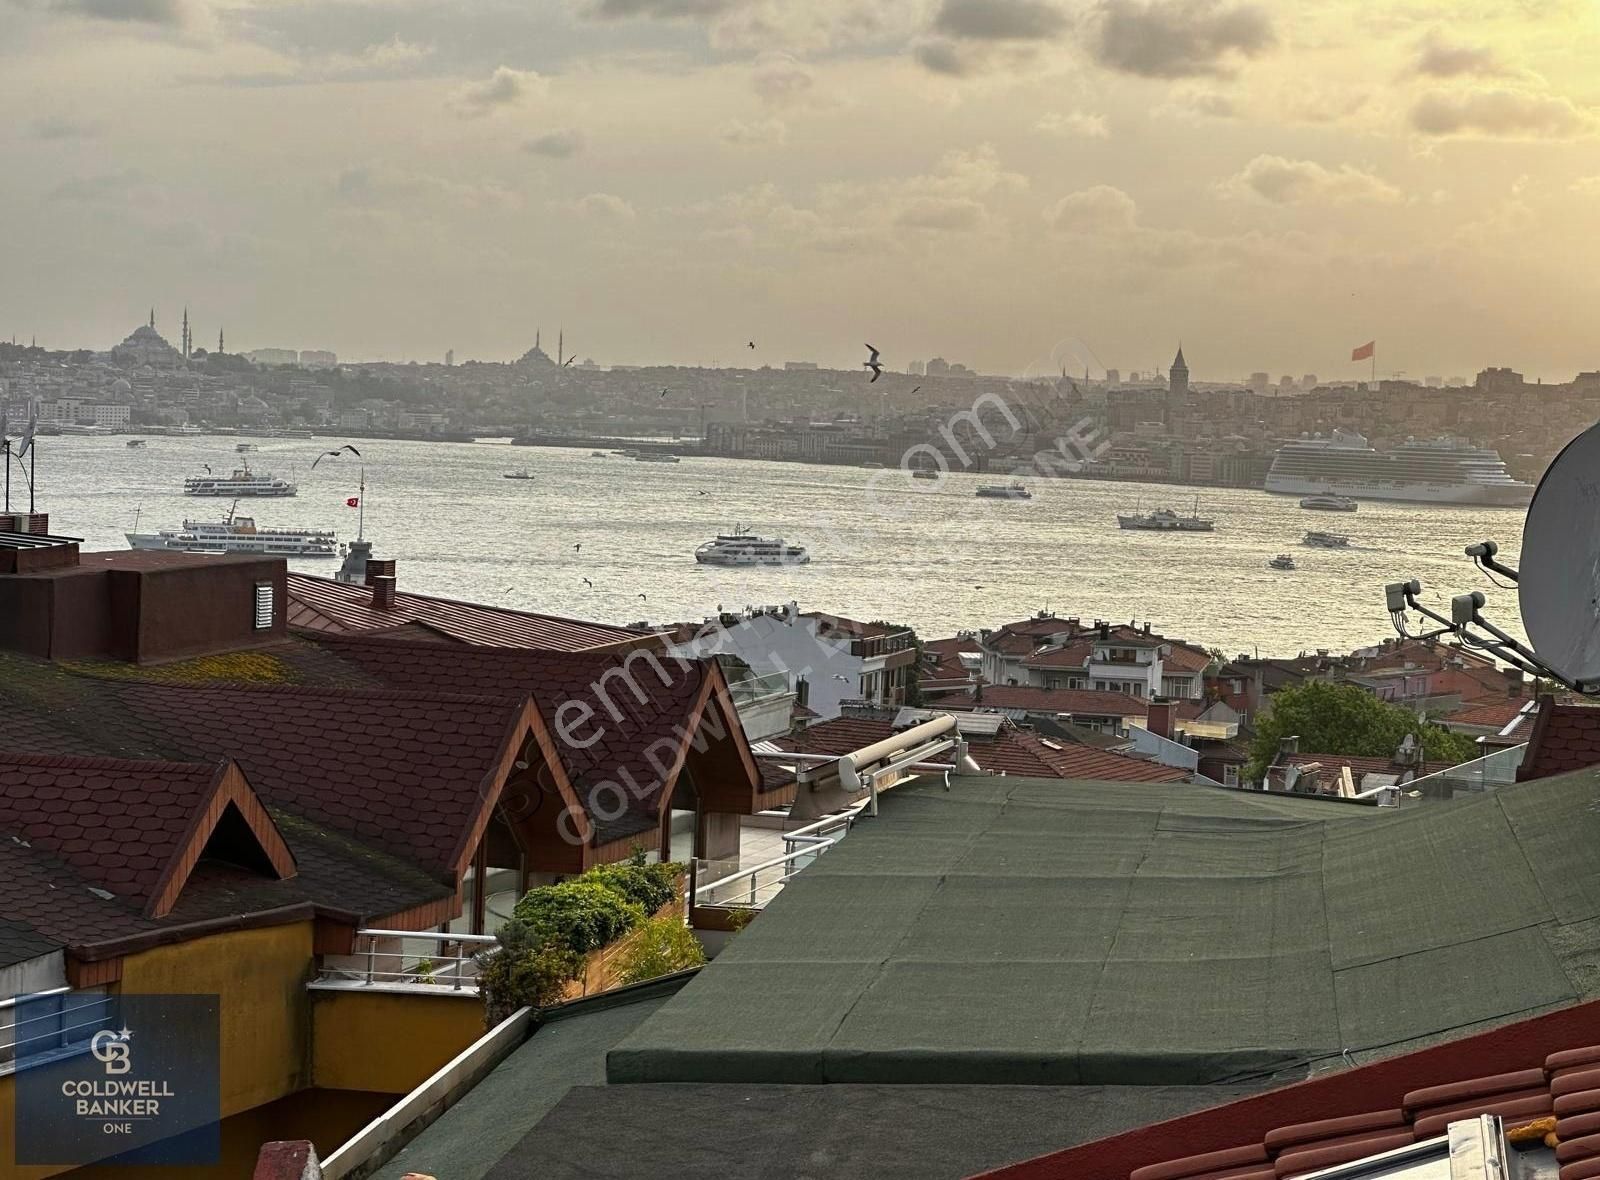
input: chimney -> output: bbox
[1279,734,1300,757]
[25,513,48,536]
[1148,699,1174,740]
[1142,621,1152,636]
[364,558,396,587]
[1097,620,1110,640]
[370,574,396,610]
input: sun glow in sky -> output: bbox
[5,0,1599,379]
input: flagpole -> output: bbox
[3,440,9,514]
[358,465,365,542]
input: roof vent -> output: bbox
[253,581,274,630]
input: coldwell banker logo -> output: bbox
[13,993,220,1167]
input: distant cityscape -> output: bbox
[3,312,1596,489]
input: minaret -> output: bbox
[1168,344,1189,399]
[558,329,564,367]
[218,327,225,354]
[182,307,190,358]
[149,307,155,330]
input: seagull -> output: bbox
[202,463,211,475]
[832,674,850,682]
[312,444,362,469]
[582,577,594,589]
[863,344,883,383]
[574,542,581,552]
[747,341,756,349]
[659,388,669,398]
[638,592,648,601]
[910,386,921,396]
[697,490,710,496]
[563,356,575,367]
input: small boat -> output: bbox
[1118,497,1214,531]
[125,439,146,448]
[695,529,810,566]
[236,442,256,453]
[635,452,681,464]
[613,449,639,458]
[591,451,608,458]
[503,469,533,480]
[184,462,297,497]
[1302,530,1350,548]
[1268,554,1297,570]
[976,482,1031,500]
[1299,492,1358,512]
[861,461,885,470]
[911,469,939,480]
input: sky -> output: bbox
[4,0,1600,380]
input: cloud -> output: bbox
[1571,176,1600,196]
[51,0,190,25]
[32,115,100,140]
[583,0,738,18]
[451,66,544,117]
[1037,111,1109,137]
[574,192,636,221]
[332,165,518,212]
[524,129,585,158]
[751,53,814,106]
[914,39,974,75]
[1156,87,1235,119]
[48,169,145,202]
[720,118,788,147]
[1086,0,1274,79]
[932,0,1068,40]
[895,195,986,231]
[1219,155,1401,204]
[1411,88,1593,139]
[1413,34,1503,79]
[1046,185,1138,233]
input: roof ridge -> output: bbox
[118,678,526,708]
[312,630,677,666]
[0,751,225,776]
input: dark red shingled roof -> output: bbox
[951,685,1150,718]
[297,633,757,846]
[0,754,280,915]
[1519,698,1600,782]
[972,997,1600,1180]
[1439,697,1534,730]
[777,716,1187,784]
[287,572,660,652]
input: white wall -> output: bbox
[673,611,860,720]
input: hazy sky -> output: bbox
[4,0,1599,380]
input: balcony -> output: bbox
[0,987,116,1078]
[312,930,497,996]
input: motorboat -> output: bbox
[976,482,1031,500]
[1302,530,1350,548]
[695,530,810,566]
[1268,554,1297,570]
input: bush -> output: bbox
[512,879,644,956]
[615,916,706,986]
[587,860,682,915]
[476,918,583,1025]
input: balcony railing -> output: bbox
[693,804,865,911]
[1386,743,1528,802]
[312,929,499,994]
[0,988,116,1076]
[728,671,793,705]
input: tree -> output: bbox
[1246,680,1481,782]
[615,916,707,986]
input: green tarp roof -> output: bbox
[611,770,1600,1087]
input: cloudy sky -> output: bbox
[4,0,1599,379]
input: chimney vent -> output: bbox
[371,574,396,610]
[1148,699,1174,740]
[364,558,396,587]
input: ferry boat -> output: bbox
[1117,499,1215,532]
[183,462,297,497]
[235,442,256,453]
[1266,431,1534,506]
[635,452,681,464]
[1268,554,1297,570]
[1302,530,1350,548]
[694,530,810,567]
[976,482,1032,500]
[127,506,336,558]
[503,469,533,480]
[911,469,939,480]
[1299,492,1358,512]
[125,439,146,448]
[591,451,608,458]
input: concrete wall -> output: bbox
[310,990,486,1095]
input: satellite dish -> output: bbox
[1520,420,1600,683]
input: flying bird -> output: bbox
[312,444,362,469]
[582,577,594,589]
[202,463,211,475]
[832,674,850,682]
[574,542,581,552]
[863,344,883,383]
[910,386,921,396]
[563,356,575,367]
[697,490,710,496]
[747,341,756,349]
[659,388,669,398]
[638,592,647,601]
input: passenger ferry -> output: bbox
[694,530,810,567]
[127,506,336,558]
[1117,500,1215,532]
[1299,492,1358,512]
[1302,530,1350,548]
[911,469,939,480]
[1267,431,1534,506]
[183,462,297,497]
[635,452,681,464]
[975,482,1032,500]
[125,439,146,448]
[1268,554,1297,570]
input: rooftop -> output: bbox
[951,684,1151,717]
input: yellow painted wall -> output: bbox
[0,1074,70,1180]
[311,990,485,1094]
[116,922,315,1118]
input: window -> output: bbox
[253,581,274,630]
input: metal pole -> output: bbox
[4,440,9,513]
[28,442,34,513]
[365,936,375,985]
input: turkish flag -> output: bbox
[346,497,360,508]
[1351,341,1375,361]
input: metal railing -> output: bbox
[0,988,116,1075]
[1394,743,1528,800]
[694,803,866,910]
[728,671,793,704]
[315,929,499,992]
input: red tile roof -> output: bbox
[1519,698,1600,782]
[1440,698,1534,730]
[951,685,1150,718]
[777,716,1187,784]
[286,572,659,652]
[1022,640,1094,669]
[977,997,1600,1180]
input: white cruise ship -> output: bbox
[183,463,297,497]
[127,513,337,558]
[695,531,810,566]
[1266,431,1534,506]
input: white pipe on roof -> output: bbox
[836,715,958,793]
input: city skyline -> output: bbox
[5,0,1600,378]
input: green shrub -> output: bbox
[512,879,644,956]
[587,860,682,915]
[476,918,583,1025]
[616,916,706,986]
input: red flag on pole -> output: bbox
[346,497,360,508]
[1351,341,1375,361]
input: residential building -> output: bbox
[979,614,1209,701]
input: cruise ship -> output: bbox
[695,531,810,567]
[183,463,297,497]
[127,512,337,558]
[1265,431,1534,506]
